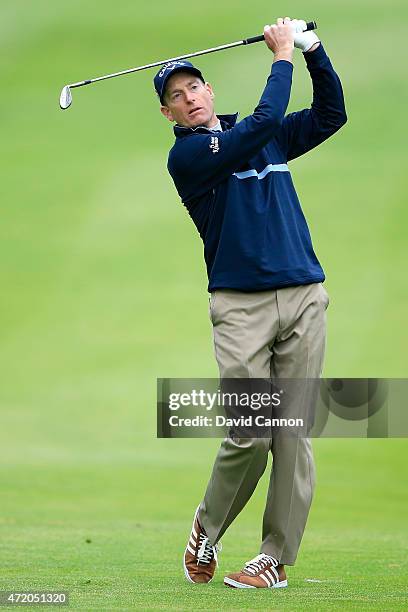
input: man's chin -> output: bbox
[177,113,210,129]
[187,111,209,128]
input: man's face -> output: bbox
[160,72,216,128]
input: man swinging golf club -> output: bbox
[155,17,346,589]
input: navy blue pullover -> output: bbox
[167,44,347,292]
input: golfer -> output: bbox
[155,17,346,588]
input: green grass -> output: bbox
[1,0,408,609]
[1,441,408,610]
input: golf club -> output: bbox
[59,21,317,110]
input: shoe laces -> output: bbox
[196,534,222,567]
[244,553,278,575]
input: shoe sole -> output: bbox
[183,506,213,584]
[224,577,288,589]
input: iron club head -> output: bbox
[59,85,72,110]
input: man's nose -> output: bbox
[185,91,196,103]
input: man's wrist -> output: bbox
[304,42,321,53]
[273,48,294,63]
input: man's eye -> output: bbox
[192,85,198,90]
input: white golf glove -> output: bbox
[291,19,320,52]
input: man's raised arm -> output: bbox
[276,39,347,161]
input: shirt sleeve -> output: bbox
[168,61,293,202]
[275,44,347,162]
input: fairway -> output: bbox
[2,441,408,610]
[1,0,407,610]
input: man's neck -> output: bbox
[204,114,219,129]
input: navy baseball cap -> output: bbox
[154,61,205,104]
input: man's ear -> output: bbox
[205,82,215,99]
[160,105,174,122]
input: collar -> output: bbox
[173,113,239,138]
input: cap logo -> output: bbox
[158,61,187,78]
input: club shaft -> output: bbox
[68,21,317,89]
[70,41,245,88]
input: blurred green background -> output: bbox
[1,0,407,609]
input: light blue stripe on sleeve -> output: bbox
[233,163,289,180]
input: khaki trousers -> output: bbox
[199,282,329,565]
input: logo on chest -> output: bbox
[209,136,220,154]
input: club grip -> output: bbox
[243,20,317,45]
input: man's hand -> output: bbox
[291,19,321,53]
[264,17,294,63]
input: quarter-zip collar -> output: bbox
[174,113,239,138]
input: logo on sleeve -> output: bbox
[209,136,220,154]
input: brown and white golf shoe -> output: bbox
[183,507,221,584]
[224,553,287,589]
